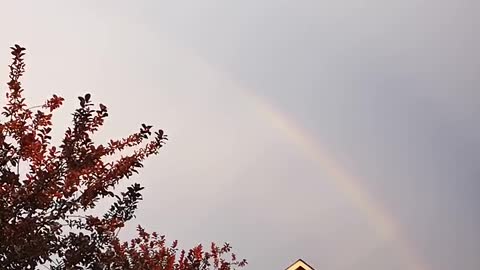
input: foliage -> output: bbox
[0,45,246,270]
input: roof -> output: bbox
[284,259,316,270]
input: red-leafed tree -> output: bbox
[0,45,246,270]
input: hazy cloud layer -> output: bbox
[1,1,479,270]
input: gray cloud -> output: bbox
[1,1,479,270]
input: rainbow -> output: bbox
[154,39,430,269]
[246,92,429,270]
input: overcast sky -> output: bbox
[1,1,479,270]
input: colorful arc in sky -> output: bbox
[247,92,429,270]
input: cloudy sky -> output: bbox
[1,1,479,270]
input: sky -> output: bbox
[1,1,479,270]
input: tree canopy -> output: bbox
[0,45,246,270]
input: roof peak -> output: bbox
[284,259,315,270]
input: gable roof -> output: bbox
[284,259,316,270]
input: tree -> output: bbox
[0,45,246,270]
